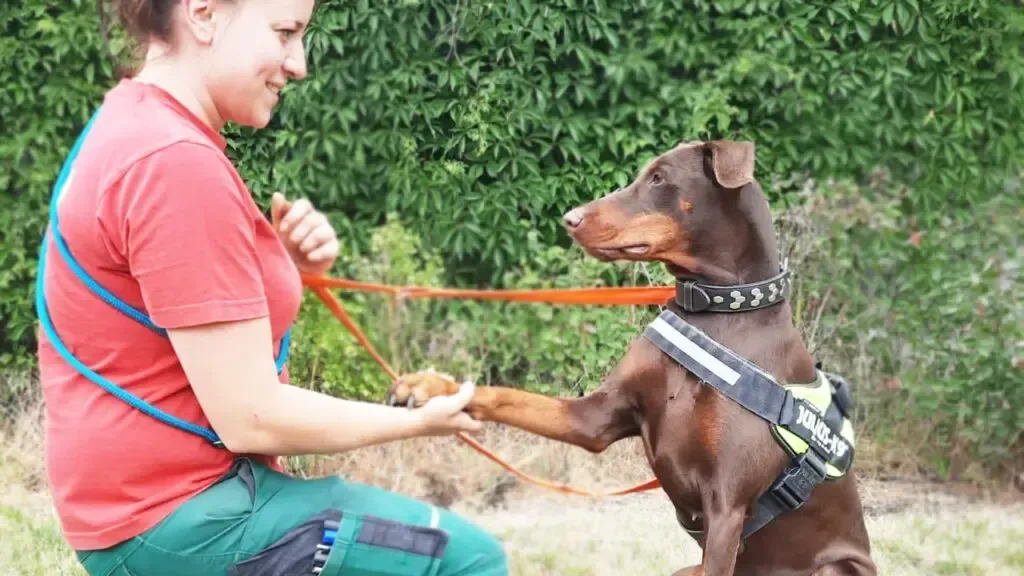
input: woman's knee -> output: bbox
[436,510,508,576]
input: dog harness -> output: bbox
[35,108,292,449]
[644,284,856,539]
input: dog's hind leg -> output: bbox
[390,372,640,453]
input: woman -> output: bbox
[36,0,508,574]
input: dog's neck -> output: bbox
[668,184,783,287]
[658,183,819,389]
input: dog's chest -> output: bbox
[639,403,705,509]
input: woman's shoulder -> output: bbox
[76,81,254,209]
[89,79,239,186]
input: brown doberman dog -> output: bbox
[389,140,877,576]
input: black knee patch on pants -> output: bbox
[357,515,449,559]
[228,509,342,576]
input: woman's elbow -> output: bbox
[207,401,278,455]
[215,428,259,454]
[167,318,284,454]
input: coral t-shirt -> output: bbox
[36,79,303,551]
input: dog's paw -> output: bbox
[388,369,461,408]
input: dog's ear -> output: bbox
[705,140,755,189]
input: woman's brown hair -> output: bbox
[98,0,178,44]
[96,0,180,76]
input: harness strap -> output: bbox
[641,309,853,538]
[741,448,828,538]
[645,313,791,423]
[36,106,292,449]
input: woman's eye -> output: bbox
[277,29,296,41]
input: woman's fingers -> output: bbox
[453,412,484,433]
[269,194,339,274]
[306,237,339,262]
[299,221,334,253]
[286,206,323,244]
[278,198,315,235]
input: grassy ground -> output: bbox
[2,407,1023,576]
[466,481,1024,576]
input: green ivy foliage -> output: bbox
[247,0,1024,282]
[1,0,119,375]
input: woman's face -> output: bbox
[192,0,315,129]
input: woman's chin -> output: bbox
[232,107,274,130]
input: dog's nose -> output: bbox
[563,208,584,229]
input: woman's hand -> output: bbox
[412,379,484,436]
[270,192,339,275]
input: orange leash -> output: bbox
[304,274,664,497]
[301,274,676,306]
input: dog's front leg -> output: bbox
[389,372,638,453]
[697,505,746,576]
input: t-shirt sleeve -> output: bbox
[102,140,269,329]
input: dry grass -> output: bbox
[284,424,656,510]
[0,387,84,576]
[0,373,655,509]
[459,478,1024,576]
[0,387,47,491]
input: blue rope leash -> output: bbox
[35,107,292,448]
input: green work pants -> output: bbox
[75,458,508,576]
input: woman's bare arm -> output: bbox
[167,316,481,456]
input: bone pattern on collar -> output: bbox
[675,269,791,313]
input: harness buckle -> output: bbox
[767,450,827,512]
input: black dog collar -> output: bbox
[675,268,791,313]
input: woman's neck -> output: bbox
[132,47,223,132]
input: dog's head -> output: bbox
[562,140,772,282]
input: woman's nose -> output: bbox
[284,52,307,81]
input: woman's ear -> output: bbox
[182,0,218,45]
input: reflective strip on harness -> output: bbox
[644,311,791,425]
[647,317,741,385]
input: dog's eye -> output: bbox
[649,172,664,186]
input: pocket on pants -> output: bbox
[228,508,343,576]
[136,460,256,559]
[319,512,449,576]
